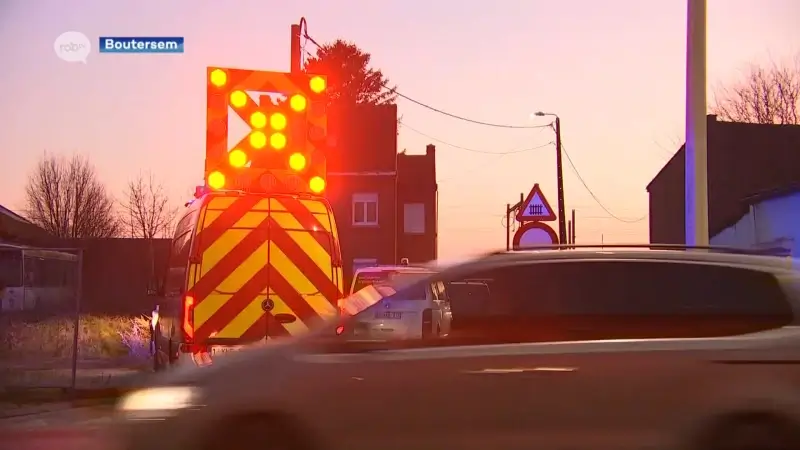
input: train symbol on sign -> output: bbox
[528,204,544,216]
[261,298,275,312]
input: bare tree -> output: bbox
[119,172,178,239]
[24,153,120,238]
[712,54,800,125]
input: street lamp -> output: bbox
[534,111,567,245]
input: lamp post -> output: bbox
[534,111,567,244]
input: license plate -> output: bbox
[211,346,242,355]
[375,311,402,320]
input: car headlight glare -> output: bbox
[118,386,199,411]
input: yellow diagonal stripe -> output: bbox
[270,212,332,275]
[270,198,287,211]
[202,209,222,228]
[269,293,310,335]
[328,211,340,237]
[194,240,269,333]
[217,296,264,338]
[251,199,270,211]
[312,213,332,232]
[232,211,268,229]
[268,243,337,317]
[194,294,229,331]
[300,199,328,214]
[207,197,237,210]
[200,229,250,277]
[216,240,268,295]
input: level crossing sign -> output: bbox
[515,184,556,222]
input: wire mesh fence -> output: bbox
[1,247,84,390]
[0,240,167,407]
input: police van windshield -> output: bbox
[352,271,430,298]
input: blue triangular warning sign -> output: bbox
[516,184,557,222]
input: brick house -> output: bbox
[326,104,438,287]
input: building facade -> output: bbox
[326,104,438,287]
[647,115,800,247]
[710,187,799,256]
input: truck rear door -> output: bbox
[189,195,271,345]
[188,194,339,345]
[267,196,339,337]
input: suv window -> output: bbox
[445,260,792,343]
[505,261,791,316]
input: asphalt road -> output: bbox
[3,428,109,450]
[0,405,113,450]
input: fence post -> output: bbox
[69,248,83,392]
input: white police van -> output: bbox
[344,260,452,339]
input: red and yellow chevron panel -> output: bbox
[187,194,341,341]
[205,67,328,195]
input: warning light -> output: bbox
[208,171,225,190]
[230,90,247,108]
[270,133,287,150]
[209,69,227,87]
[228,149,247,168]
[249,111,267,129]
[309,176,325,193]
[288,153,306,171]
[289,94,307,112]
[250,131,267,149]
[269,113,287,130]
[309,76,326,94]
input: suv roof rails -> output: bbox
[489,244,787,256]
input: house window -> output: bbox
[352,193,379,226]
[404,203,425,234]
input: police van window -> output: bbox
[353,271,429,299]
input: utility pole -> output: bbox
[554,117,567,245]
[533,112,567,245]
[505,192,524,251]
[571,209,576,247]
[567,220,572,246]
[290,22,302,73]
[685,0,709,245]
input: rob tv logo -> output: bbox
[54,31,91,64]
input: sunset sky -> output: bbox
[0,0,797,259]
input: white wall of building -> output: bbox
[710,191,800,256]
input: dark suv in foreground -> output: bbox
[112,245,800,450]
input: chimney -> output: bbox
[707,114,717,122]
[426,144,435,156]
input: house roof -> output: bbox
[647,115,800,236]
[0,204,31,224]
[743,183,800,205]
[0,204,53,244]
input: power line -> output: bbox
[560,141,648,224]
[299,23,646,225]
[302,33,551,130]
[401,121,553,155]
